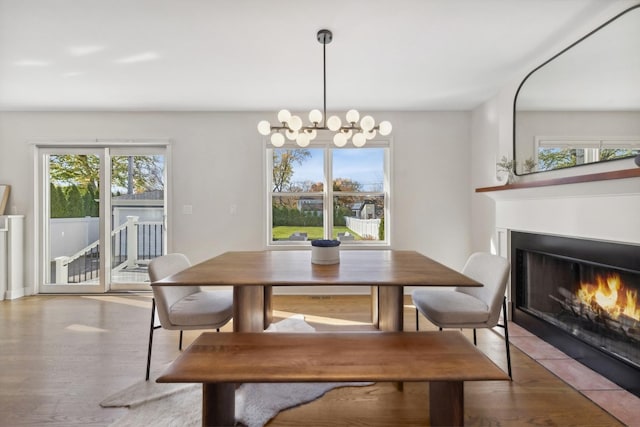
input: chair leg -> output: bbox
[502,297,512,379]
[438,327,443,331]
[145,298,156,381]
[179,330,183,351]
[473,328,477,345]
[217,328,220,332]
[415,308,419,331]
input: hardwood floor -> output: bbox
[0,294,624,426]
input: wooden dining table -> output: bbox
[152,250,481,332]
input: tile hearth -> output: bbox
[508,321,640,426]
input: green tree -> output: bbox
[272,149,311,192]
[600,149,637,161]
[83,187,99,217]
[112,155,164,194]
[49,155,100,193]
[538,148,577,171]
[50,184,67,218]
[65,185,84,218]
[333,178,380,221]
[49,154,163,195]
[333,205,352,226]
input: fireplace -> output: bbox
[511,231,640,396]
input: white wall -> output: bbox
[0,111,472,295]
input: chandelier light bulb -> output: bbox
[346,109,360,124]
[286,129,298,140]
[289,115,303,131]
[343,129,353,140]
[327,115,342,131]
[296,133,310,147]
[257,120,271,136]
[352,132,366,147]
[333,133,347,147]
[307,129,317,140]
[378,121,392,136]
[271,132,285,147]
[360,115,375,132]
[365,129,377,140]
[309,109,323,124]
[277,109,291,123]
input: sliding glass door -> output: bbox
[109,147,166,291]
[38,144,168,293]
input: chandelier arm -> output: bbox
[302,125,328,132]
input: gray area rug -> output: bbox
[101,316,372,427]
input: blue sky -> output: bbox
[291,148,384,192]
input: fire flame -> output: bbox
[577,274,639,321]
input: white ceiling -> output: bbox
[0,0,635,112]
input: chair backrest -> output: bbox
[456,252,510,327]
[149,253,200,328]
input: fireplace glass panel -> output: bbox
[518,250,640,368]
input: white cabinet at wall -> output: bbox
[0,215,25,300]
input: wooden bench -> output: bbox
[157,331,510,426]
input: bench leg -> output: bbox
[378,285,404,391]
[371,285,379,328]
[202,383,235,427]
[429,381,464,426]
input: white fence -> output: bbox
[345,217,381,240]
[50,217,100,260]
[53,215,163,284]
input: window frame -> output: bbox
[265,138,391,249]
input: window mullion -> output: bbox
[325,145,333,240]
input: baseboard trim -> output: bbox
[5,287,26,300]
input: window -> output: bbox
[267,140,390,245]
[533,136,640,172]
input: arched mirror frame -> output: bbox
[513,4,640,176]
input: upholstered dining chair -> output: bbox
[412,252,512,378]
[146,253,233,380]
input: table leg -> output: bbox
[264,285,273,329]
[202,383,235,427]
[378,285,403,332]
[233,285,265,332]
[429,381,464,426]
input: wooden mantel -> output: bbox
[475,168,640,193]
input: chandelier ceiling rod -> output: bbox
[319,29,331,129]
[257,29,392,148]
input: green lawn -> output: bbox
[272,226,360,241]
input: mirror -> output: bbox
[0,185,9,215]
[514,5,640,175]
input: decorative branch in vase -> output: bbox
[496,156,517,184]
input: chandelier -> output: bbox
[258,29,392,148]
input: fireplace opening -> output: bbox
[512,231,640,396]
[518,251,639,368]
